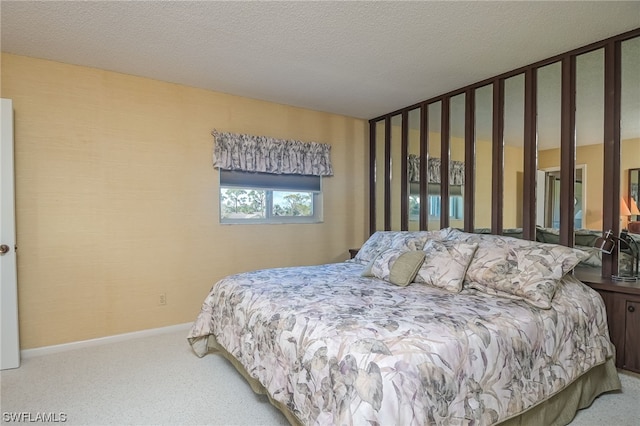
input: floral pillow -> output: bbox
[350,232,397,265]
[445,228,589,308]
[446,228,532,250]
[350,229,451,265]
[466,243,589,309]
[362,248,426,287]
[413,240,478,292]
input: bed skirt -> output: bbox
[199,335,621,426]
[497,356,621,425]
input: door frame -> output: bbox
[539,164,587,230]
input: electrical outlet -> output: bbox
[159,293,167,305]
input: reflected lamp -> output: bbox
[631,198,640,216]
[629,198,640,235]
[594,230,640,282]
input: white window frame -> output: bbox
[219,170,323,225]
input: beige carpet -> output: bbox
[1,329,637,425]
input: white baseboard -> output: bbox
[21,322,193,359]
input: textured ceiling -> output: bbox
[1,1,639,121]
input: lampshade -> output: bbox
[631,197,640,215]
[621,197,632,216]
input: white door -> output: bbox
[1,98,20,370]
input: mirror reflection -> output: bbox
[450,93,466,229]
[503,73,525,238]
[474,84,493,230]
[630,168,640,225]
[407,108,421,230]
[620,36,640,275]
[374,120,386,231]
[536,61,562,232]
[390,114,402,230]
[575,48,604,234]
[536,51,607,268]
[428,102,442,230]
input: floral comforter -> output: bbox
[188,262,614,425]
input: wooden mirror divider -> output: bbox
[368,27,640,278]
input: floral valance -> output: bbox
[408,154,464,185]
[212,130,333,176]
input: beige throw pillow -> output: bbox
[362,248,426,287]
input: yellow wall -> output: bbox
[1,53,368,349]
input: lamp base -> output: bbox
[612,274,639,283]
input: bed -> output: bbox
[188,228,621,425]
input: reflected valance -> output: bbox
[212,130,333,176]
[408,154,464,185]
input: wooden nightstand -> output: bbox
[574,267,640,373]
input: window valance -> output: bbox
[408,154,464,185]
[212,130,333,176]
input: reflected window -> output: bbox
[428,195,463,220]
[409,194,420,222]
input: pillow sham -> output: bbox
[466,243,589,309]
[413,240,478,292]
[351,231,397,265]
[388,232,428,251]
[351,229,451,265]
[445,228,589,308]
[362,248,426,287]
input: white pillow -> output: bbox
[413,240,478,292]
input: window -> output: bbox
[219,170,322,224]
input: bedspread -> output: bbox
[188,262,614,425]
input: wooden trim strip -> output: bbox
[560,55,576,247]
[420,104,429,230]
[440,97,450,229]
[523,68,537,241]
[464,88,475,232]
[603,40,622,277]
[384,116,391,230]
[401,110,409,230]
[369,120,376,235]
[491,79,504,234]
